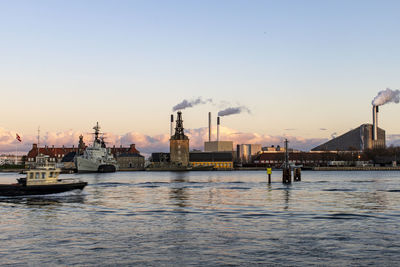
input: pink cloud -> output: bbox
[0,126,328,156]
[386,134,400,147]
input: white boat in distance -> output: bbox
[75,122,119,173]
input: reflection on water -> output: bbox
[170,172,189,208]
[0,194,85,206]
[0,170,399,266]
[0,188,86,205]
[283,185,291,211]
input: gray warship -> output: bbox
[74,122,119,173]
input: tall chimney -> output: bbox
[170,114,174,137]
[217,116,220,142]
[208,112,212,142]
[372,106,378,140]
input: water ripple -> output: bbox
[0,170,399,266]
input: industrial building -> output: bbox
[150,151,233,170]
[312,106,386,151]
[253,151,360,167]
[204,141,233,152]
[236,144,262,164]
[204,113,234,152]
[312,124,385,151]
[190,151,233,169]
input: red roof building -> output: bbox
[25,144,80,166]
[25,142,141,168]
[111,144,140,156]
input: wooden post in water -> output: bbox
[282,139,291,184]
[282,168,291,184]
[294,167,301,181]
[267,168,272,184]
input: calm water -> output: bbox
[0,171,399,266]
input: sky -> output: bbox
[1,0,400,154]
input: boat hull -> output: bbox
[0,182,88,196]
[75,157,118,173]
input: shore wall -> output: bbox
[313,166,400,171]
[0,169,25,173]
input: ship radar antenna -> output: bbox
[93,122,101,142]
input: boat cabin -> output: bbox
[25,166,61,186]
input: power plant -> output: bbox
[312,104,386,151]
[204,114,233,152]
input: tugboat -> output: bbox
[0,165,87,196]
[75,122,119,173]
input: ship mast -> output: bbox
[283,139,289,169]
[93,122,101,142]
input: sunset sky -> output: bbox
[1,0,400,154]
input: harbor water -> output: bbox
[0,171,399,266]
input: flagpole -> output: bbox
[15,134,21,166]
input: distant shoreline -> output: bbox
[1,166,400,173]
[0,169,24,173]
[312,166,400,171]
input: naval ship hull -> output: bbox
[75,157,117,173]
[0,182,87,196]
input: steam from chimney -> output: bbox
[172,97,212,111]
[218,106,251,117]
[372,88,400,106]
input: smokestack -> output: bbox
[217,116,220,142]
[170,114,174,137]
[372,105,378,140]
[208,112,212,142]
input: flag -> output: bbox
[16,134,22,142]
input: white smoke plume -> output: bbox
[218,106,251,117]
[372,88,400,106]
[172,97,212,111]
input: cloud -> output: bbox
[320,128,327,131]
[0,128,92,154]
[387,134,400,147]
[0,126,328,157]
